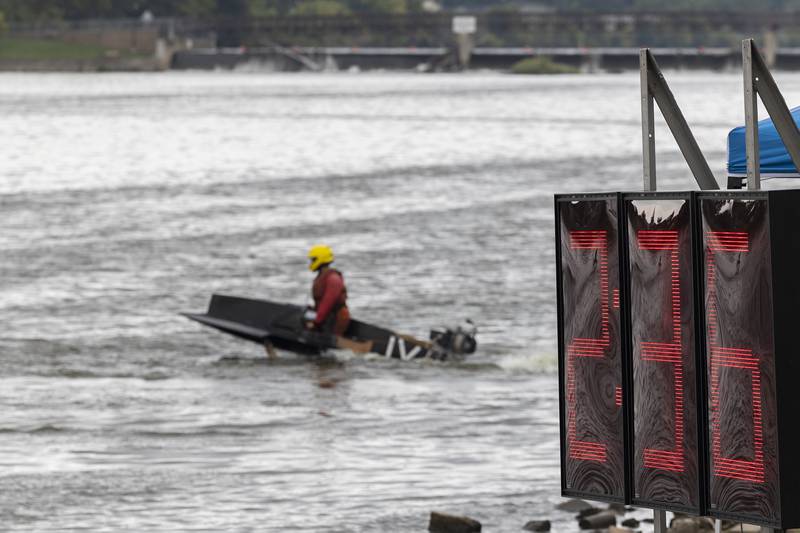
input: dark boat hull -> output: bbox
[183,294,436,360]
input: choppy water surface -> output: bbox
[2,71,798,531]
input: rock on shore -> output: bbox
[428,511,481,533]
[522,519,551,531]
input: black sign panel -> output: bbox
[624,194,703,513]
[699,194,780,526]
[555,194,626,502]
[554,189,800,525]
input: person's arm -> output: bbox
[314,273,344,327]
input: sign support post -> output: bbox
[653,509,667,533]
[641,47,720,533]
[743,42,782,530]
[641,48,659,532]
[739,38,790,533]
[641,49,657,192]
[743,40,761,189]
[640,49,719,192]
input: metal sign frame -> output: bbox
[639,41,791,533]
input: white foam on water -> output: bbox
[494,351,558,374]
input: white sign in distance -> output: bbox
[452,15,477,34]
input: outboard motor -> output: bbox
[428,319,477,361]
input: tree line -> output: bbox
[3,0,800,22]
[445,0,800,9]
[0,0,412,21]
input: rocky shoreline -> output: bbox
[427,500,776,533]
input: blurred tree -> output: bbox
[0,0,64,21]
[291,0,350,15]
[216,0,250,15]
[348,0,408,13]
[442,0,800,8]
[216,0,249,46]
[140,0,217,17]
[4,0,800,22]
[179,0,216,15]
[249,0,295,16]
[0,0,220,20]
[61,0,113,19]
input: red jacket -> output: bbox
[312,269,347,326]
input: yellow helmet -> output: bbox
[307,244,334,272]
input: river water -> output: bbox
[1,71,797,532]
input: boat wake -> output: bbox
[494,352,557,373]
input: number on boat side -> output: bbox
[384,335,422,360]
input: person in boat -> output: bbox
[305,244,350,336]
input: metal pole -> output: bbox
[641,47,716,531]
[717,42,796,533]
[641,49,657,192]
[642,47,665,533]
[743,39,761,190]
[653,509,667,533]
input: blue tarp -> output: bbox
[728,106,800,177]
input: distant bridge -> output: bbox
[8,10,800,49]
[171,46,800,72]
[8,10,800,71]
[203,10,800,48]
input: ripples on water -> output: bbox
[2,71,798,531]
